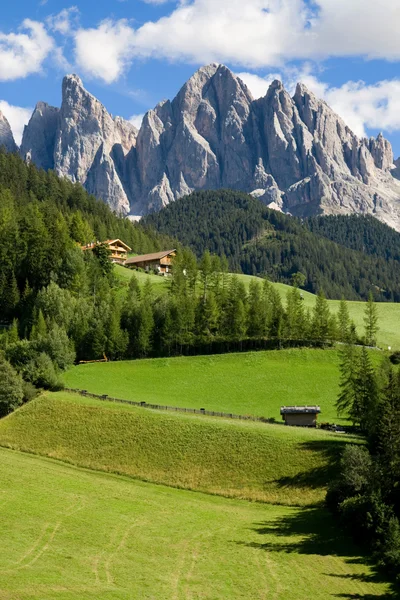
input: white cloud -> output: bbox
[0,19,54,81]
[236,72,282,100]
[46,7,79,36]
[237,67,400,140]
[74,20,136,83]
[0,101,32,145]
[72,1,400,83]
[129,113,145,129]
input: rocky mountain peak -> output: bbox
[0,111,17,153]
[15,64,400,230]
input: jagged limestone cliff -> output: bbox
[19,64,400,230]
[0,111,17,153]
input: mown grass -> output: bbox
[65,349,345,422]
[0,391,358,506]
[0,447,391,600]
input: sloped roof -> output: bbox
[81,239,131,251]
[125,249,176,265]
[105,239,132,251]
[280,406,321,414]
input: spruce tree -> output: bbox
[311,290,331,342]
[353,347,379,431]
[337,298,350,342]
[364,292,379,347]
[336,342,359,420]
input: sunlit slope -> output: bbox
[0,448,390,600]
[65,349,359,423]
[0,391,355,505]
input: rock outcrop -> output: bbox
[0,112,17,153]
[18,65,400,229]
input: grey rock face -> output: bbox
[0,112,17,153]
[20,102,59,170]
[17,65,400,230]
[21,74,137,213]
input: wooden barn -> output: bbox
[280,406,321,428]
[124,249,176,275]
[81,239,131,264]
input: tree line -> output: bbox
[143,189,400,301]
[328,337,400,583]
[0,243,379,417]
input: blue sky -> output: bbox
[1,0,400,157]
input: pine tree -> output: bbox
[30,309,47,341]
[196,291,219,342]
[284,287,306,339]
[353,347,379,431]
[247,280,266,337]
[364,292,379,347]
[7,319,19,345]
[199,250,212,300]
[375,369,400,485]
[337,298,350,342]
[311,290,331,342]
[336,341,359,419]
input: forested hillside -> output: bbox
[305,214,400,261]
[143,190,400,301]
[0,149,174,320]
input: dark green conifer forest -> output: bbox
[143,189,400,301]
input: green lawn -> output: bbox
[0,391,356,506]
[65,349,345,422]
[0,447,391,599]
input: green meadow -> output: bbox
[0,391,354,505]
[0,447,391,600]
[65,349,344,422]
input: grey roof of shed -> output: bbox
[280,406,321,414]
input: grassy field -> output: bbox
[0,447,391,600]
[65,349,347,422]
[114,264,169,287]
[0,391,356,506]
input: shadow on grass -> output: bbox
[274,437,362,490]
[238,507,397,598]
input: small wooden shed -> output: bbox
[280,405,321,428]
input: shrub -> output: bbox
[0,358,24,417]
[24,353,64,391]
[22,381,39,403]
[389,351,400,365]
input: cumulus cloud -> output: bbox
[46,7,79,36]
[129,113,145,129]
[237,67,400,139]
[0,101,32,145]
[72,0,400,83]
[74,20,136,83]
[0,19,54,81]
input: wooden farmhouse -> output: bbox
[280,406,321,428]
[124,249,176,275]
[81,239,131,264]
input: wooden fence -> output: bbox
[64,387,275,424]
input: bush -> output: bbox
[22,381,39,403]
[378,516,400,579]
[389,351,400,365]
[24,353,64,391]
[0,358,24,417]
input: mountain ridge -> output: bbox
[13,64,400,230]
